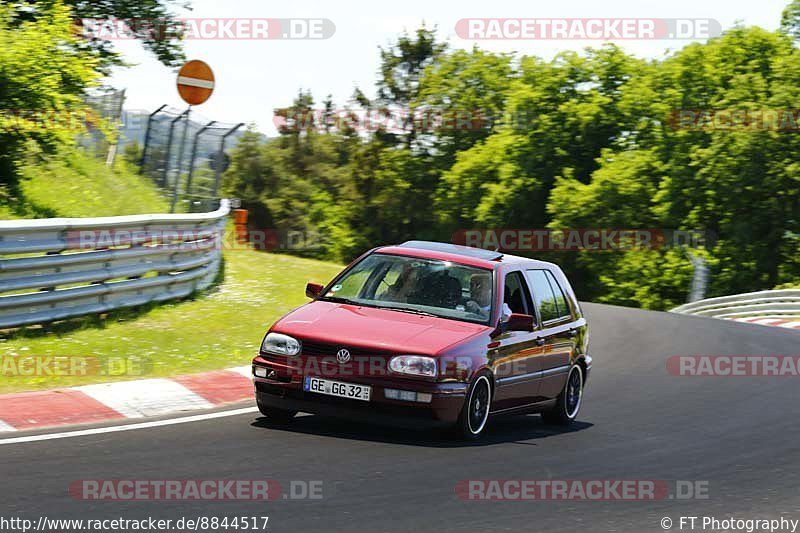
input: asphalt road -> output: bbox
[2,303,800,533]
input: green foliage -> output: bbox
[5,145,169,218]
[224,15,800,309]
[0,0,185,214]
[14,0,186,68]
[0,1,101,190]
[781,0,800,40]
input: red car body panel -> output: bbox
[252,242,591,430]
[272,301,490,356]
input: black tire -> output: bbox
[257,399,297,423]
[541,365,583,426]
[456,374,492,440]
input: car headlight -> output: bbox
[261,333,301,356]
[389,355,437,377]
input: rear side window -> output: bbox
[544,270,571,319]
[525,269,571,323]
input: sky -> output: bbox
[106,0,793,135]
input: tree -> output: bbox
[414,47,514,169]
[0,1,101,191]
[13,0,187,68]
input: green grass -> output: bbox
[0,147,324,394]
[0,250,343,393]
[2,148,169,219]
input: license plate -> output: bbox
[303,377,371,401]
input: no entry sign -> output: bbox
[176,60,215,105]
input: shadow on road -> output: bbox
[250,413,593,448]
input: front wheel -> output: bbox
[257,399,297,423]
[456,374,492,440]
[541,365,583,425]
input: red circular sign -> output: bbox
[176,60,215,105]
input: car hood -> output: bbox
[271,301,490,355]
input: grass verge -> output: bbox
[0,249,343,394]
[2,148,169,219]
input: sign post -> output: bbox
[171,60,215,213]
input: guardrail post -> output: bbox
[687,253,709,303]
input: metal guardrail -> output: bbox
[671,289,800,319]
[0,200,230,329]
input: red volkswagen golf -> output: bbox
[252,241,591,439]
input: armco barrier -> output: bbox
[670,289,800,319]
[0,200,229,329]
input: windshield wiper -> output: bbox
[320,295,360,305]
[370,304,440,318]
[321,297,441,318]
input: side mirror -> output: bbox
[305,282,324,299]
[504,313,535,332]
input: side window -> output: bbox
[544,271,572,319]
[525,269,559,322]
[503,271,533,315]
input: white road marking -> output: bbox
[780,321,800,329]
[227,365,253,379]
[75,379,214,418]
[0,407,258,445]
[0,420,17,433]
[750,318,785,325]
[177,76,214,89]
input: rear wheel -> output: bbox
[456,374,492,440]
[257,399,297,423]
[541,365,583,426]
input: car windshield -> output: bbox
[322,253,494,324]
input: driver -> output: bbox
[383,263,421,303]
[465,272,511,320]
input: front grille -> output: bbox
[301,340,394,358]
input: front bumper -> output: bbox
[252,357,467,429]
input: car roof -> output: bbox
[375,241,560,271]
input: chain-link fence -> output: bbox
[79,88,126,163]
[139,106,243,213]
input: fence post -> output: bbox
[162,108,189,189]
[170,107,193,213]
[185,120,216,208]
[212,123,244,199]
[105,89,126,167]
[140,104,167,170]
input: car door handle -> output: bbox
[568,328,578,336]
[535,337,546,346]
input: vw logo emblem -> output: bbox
[336,349,351,364]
